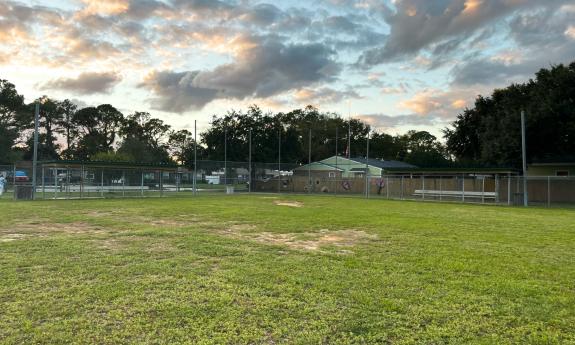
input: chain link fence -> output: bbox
[2,161,574,207]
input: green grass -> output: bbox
[0,196,574,344]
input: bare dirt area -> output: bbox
[273,200,304,208]
[0,221,108,242]
[220,224,377,253]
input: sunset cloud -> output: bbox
[0,0,572,136]
[42,72,122,95]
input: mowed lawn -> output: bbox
[0,195,574,344]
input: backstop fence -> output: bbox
[1,161,574,208]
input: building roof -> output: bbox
[348,157,417,170]
[383,167,519,174]
[40,160,180,170]
[293,162,344,171]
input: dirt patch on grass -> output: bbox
[253,229,376,251]
[0,233,27,242]
[0,222,108,241]
[273,200,303,208]
[220,225,376,252]
[86,211,119,217]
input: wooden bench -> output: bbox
[413,190,497,199]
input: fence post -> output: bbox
[495,175,500,204]
[80,164,84,199]
[461,174,465,203]
[54,168,58,199]
[194,120,198,196]
[308,128,311,194]
[421,176,425,201]
[386,176,389,199]
[547,176,551,208]
[159,171,163,197]
[278,128,281,194]
[12,165,16,194]
[365,132,370,199]
[122,170,125,198]
[66,166,70,199]
[439,176,443,202]
[101,169,104,198]
[41,166,45,200]
[141,170,144,197]
[400,176,404,200]
[248,128,251,194]
[507,173,511,206]
[481,177,485,204]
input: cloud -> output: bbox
[293,87,361,105]
[399,88,483,118]
[356,113,440,131]
[140,70,220,112]
[356,0,568,67]
[42,72,122,94]
[450,4,575,86]
[141,36,341,112]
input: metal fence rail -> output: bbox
[1,162,574,208]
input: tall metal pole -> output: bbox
[308,127,312,193]
[224,127,227,186]
[335,126,338,164]
[278,127,281,193]
[248,129,252,193]
[365,131,370,199]
[335,126,338,196]
[32,102,39,199]
[193,120,197,196]
[347,119,351,159]
[347,101,351,159]
[521,110,528,207]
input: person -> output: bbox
[0,174,6,196]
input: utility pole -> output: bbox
[32,102,40,200]
[193,120,197,196]
[308,127,312,193]
[521,110,528,207]
[365,131,370,199]
[248,129,252,193]
[224,127,227,186]
[347,101,351,159]
[335,126,338,169]
[278,127,281,193]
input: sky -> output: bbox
[1,0,574,138]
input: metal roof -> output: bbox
[293,162,344,171]
[40,160,180,170]
[349,157,417,170]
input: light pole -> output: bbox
[32,102,40,199]
[521,110,528,207]
[193,120,197,196]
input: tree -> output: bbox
[0,79,28,163]
[58,99,78,159]
[200,105,373,164]
[72,104,124,159]
[117,112,172,163]
[21,96,65,161]
[168,129,203,166]
[445,61,575,167]
[400,130,449,167]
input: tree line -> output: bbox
[445,61,575,168]
[1,61,573,168]
[0,80,449,167]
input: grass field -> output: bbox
[1,195,574,344]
